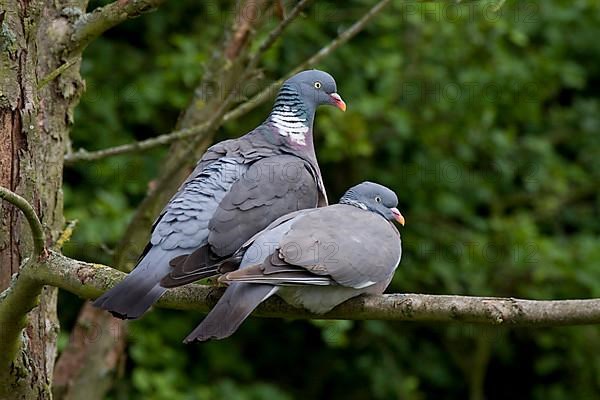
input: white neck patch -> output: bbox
[270,107,309,146]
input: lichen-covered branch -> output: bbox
[69,0,168,54]
[0,187,47,369]
[0,186,46,258]
[27,251,600,327]
[63,0,391,164]
[0,273,44,369]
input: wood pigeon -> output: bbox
[179,181,405,343]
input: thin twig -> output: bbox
[64,0,390,164]
[68,0,168,55]
[37,58,79,89]
[248,0,312,69]
[492,0,508,12]
[64,122,212,164]
[54,220,78,251]
[0,187,46,258]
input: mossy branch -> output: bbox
[27,251,600,327]
[0,187,46,369]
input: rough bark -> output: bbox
[0,0,86,398]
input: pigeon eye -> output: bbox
[314,81,322,89]
[375,196,381,203]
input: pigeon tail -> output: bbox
[184,283,277,343]
[159,245,236,288]
[160,265,221,288]
[93,247,178,319]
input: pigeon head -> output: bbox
[284,70,346,112]
[268,70,345,147]
[340,181,405,225]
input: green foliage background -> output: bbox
[62,1,600,399]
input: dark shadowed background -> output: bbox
[61,1,600,399]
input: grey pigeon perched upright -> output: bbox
[93,70,346,319]
[180,181,405,343]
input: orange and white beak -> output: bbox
[329,93,346,111]
[391,208,405,226]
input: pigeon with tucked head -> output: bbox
[178,181,404,343]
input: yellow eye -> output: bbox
[314,81,322,89]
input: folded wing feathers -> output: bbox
[221,254,334,286]
[221,268,332,286]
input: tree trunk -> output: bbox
[0,0,86,398]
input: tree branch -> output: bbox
[63,0,390,165]
[69,0,168,55]
[0,186,46,258]
[64,121,213,164]
[26,251,600,327]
